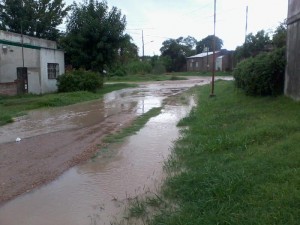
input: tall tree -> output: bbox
[196,35,223,53]
[0,0,70,40]
[61,0,127,72]
[272,21,287,48]
[235,30,271,61]
[118,34,139,64]
[160,36,196,72]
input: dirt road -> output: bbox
[0,77,230,205]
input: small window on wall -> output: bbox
[47,63,59,79]
[196,62,199,68]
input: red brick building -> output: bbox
[186,49,233,72]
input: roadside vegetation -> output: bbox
[106,74,187,82]
[233,23,287,96]
[103,107,162,144]
[0,83,136,126]
[124,81,300,225]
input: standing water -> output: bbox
[0,78,229,224]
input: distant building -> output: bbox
[186,49,233,72]
[285,0,300,100]
[0,30,65,95]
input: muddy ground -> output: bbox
[0,77,230,206]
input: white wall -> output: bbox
[0,30,65,94]
[0,30,57,49]
[0,44,40,83]
[40,48,65,93]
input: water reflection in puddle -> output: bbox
[0,98,195,225]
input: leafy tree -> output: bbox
[118,34,139,64]
[61,0,126,72]
[0,0,70,40]
[235,30,271,62]
[196,35,223,53]
[272,21,287,48]
[160,36,196,72]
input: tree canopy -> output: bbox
[196,35,223,53]
[160,36,196,72]
[235,30,271,62]
[0,0,70,40]
[61,0,127,72]
[272,21,287,49]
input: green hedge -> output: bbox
[233,48,286,96]
[57,70,103,92]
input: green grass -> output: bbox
[0,83,136,126]
[171,71,232,77]
[148,81,300,225]
[106,74,189,82]
[106,72,231,83]
[103,107,162,143]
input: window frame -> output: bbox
[47,63,59,79]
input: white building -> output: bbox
[0,30,65,95]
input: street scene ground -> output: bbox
[0,77,231,224]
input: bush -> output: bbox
[125,61,152,75]
[233,48,286,96]
[110,65,127,77]
[57,70,103,92]
[152,62,166,75]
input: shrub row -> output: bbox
[57,70,103,92]
[233,48,286,96]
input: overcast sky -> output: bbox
[66,0,288,56]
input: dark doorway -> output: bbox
[17,67,28,94]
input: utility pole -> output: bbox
[21,22,24,68]
[142,30,145,61]
[245,5,248,43]
[210,0,216,97]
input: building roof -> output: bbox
[187,51,220,59]
[0,30,58,50]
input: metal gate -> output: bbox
[17,67,28,94]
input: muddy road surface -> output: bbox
[0,77,231,224]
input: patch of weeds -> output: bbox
[128,198,146,218]
[145,194,164,208]
[104,107,162,143]
[169,76,187,81]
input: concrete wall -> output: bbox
[40,48,65,93]
[285,0,300,100]
[0,42,40,82]
[0,30,57,49]
[0,30,64,95]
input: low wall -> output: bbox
[0,82,17,96]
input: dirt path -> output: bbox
[0,77,231,206]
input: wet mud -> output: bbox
[0,77,231,224]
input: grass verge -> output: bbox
[171,71,232,77]
[106,74,187,82]
[103,107,162,143]
[142,81,299,225]
[0,83,136,126]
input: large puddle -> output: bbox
[0,77,230,225]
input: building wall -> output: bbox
[0,42,40,82]
[40,48,65,93]
[187,51,233,72]
[0,30,57,49]
[187,55,215,72]
[0,30,65,95]
[0,82,17,95]
[285,0,300,100]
